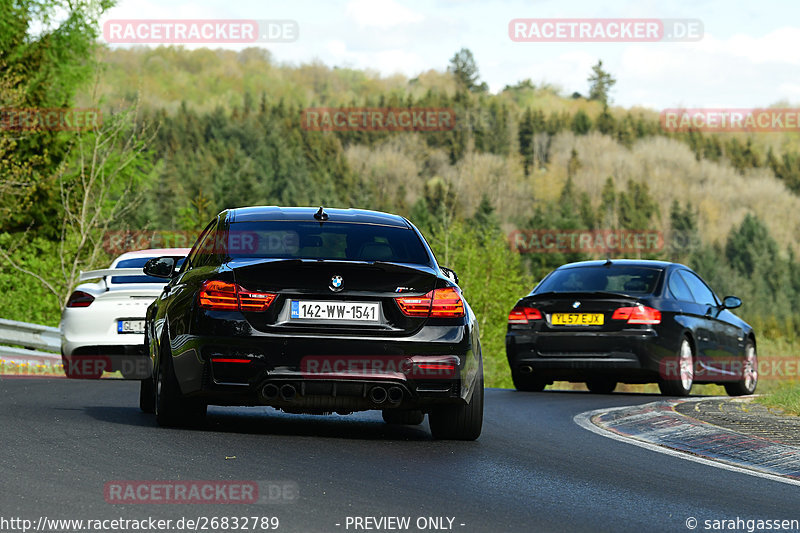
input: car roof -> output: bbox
[224,206,411,228]
[557,259,684,270]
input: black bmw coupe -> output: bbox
[505,260,757,396]
[140,206,483,440]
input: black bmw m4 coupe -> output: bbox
[506,260,757,397]
[140,206,483,440]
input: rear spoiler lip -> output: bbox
[526,291,641,300]
[79,268,144,281]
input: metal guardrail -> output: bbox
[0,318,61,364]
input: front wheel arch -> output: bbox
[724,339,758,396]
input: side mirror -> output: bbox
[143,257,176,279]
[440,266,459,285]
[721,296,742,310]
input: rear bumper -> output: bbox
[506,328,672,383]
[164,325,480,412]
[189,375,460,413]
[61,314,146,358]
[60,299,152,357]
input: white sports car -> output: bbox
[60,248,189,379]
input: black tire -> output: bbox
[382,409,425,425]
[724,341,758,396]
[139,377,155,413]
[428,363,483,441]
[511,369,546,392]
[586,379,617,394]
[155,339,206,427]
[658,337,694,397]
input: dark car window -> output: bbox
[668,271,695,302]
[110,257,187,284]
[185,219,218,269]
[219,221,431,265]
[533,266,662,294]
[678,270,718,306]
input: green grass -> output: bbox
[755,381,800,415]
[751,337,800,409]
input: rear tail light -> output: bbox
[395,287,465,318]
[199,280,239,310]
[199,280,276,312]
[508,306,542,324]
[430,287,465,317]
[66,291,95,308]
[612,305,661,325]
[395,294,431,317]
[238,289,277,312]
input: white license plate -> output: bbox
[118,319,145,334]
[290,301,380,322]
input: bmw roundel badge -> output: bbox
[330,275,344,292]
[572,301,581,309]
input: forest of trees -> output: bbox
[3,1,800,387]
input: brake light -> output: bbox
[508,307,542,324]
[66,291,95,308]
[430,287,465,317]
[199,280,239,310]
[199,280,276,312]
[238,289,277,312]
[612,305,661,324]
[395,294,431,316]
[395,287,465,318]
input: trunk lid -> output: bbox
[229,258,440,336]
[513,291,651,355]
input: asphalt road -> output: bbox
[1,378,799,533]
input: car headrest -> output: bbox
[357,242,394,261]
[623,279,648,292]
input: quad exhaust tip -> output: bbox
[520,365,533,374]
[368,386,388,404]
[262,383,279,401]
[387,386,404,404]
[280,384,297,401]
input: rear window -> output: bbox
[111,257,187,284]
[217,221,431,265]
[534,266,663,295]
